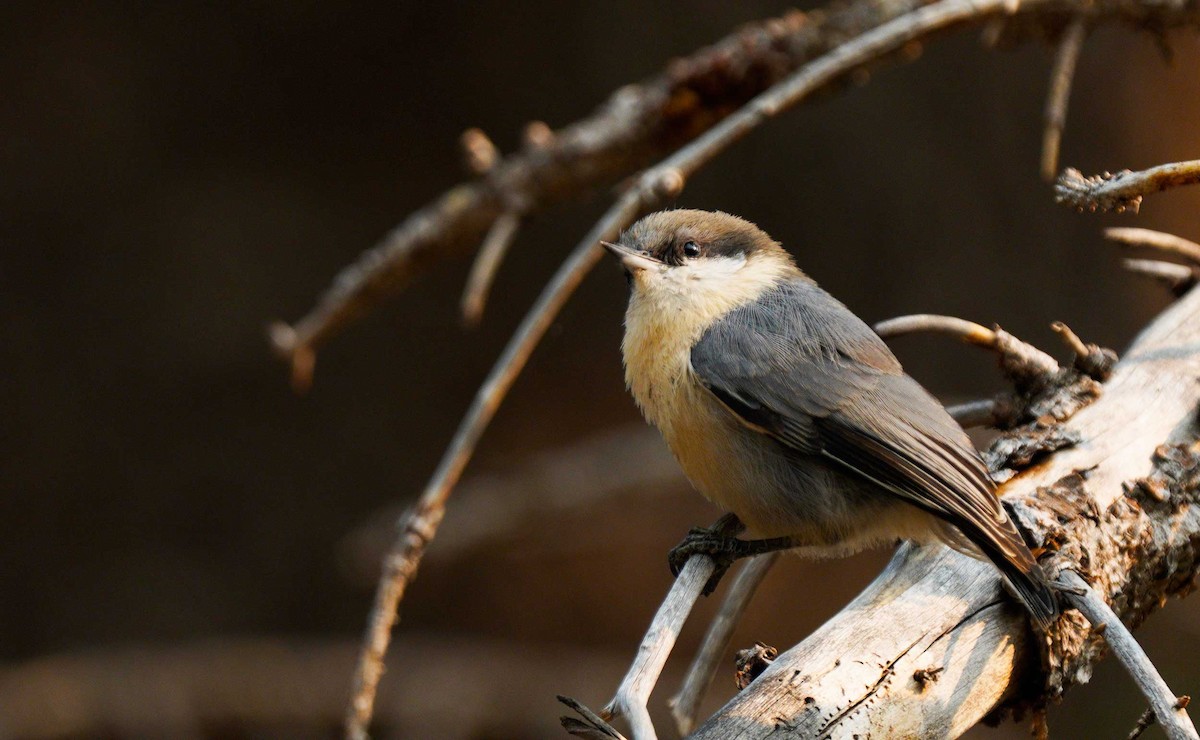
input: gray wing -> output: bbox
[689,278,1034,572]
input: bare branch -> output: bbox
[874,313,997,345]
[271,0,1200,385]
[1105,226,1200,266]
[1056,158,1200,213]
[669,553,780,735]
[560,696,629,740]
[271,4,916,384]
[1040,18,1087,181]
[602,514,745,740]
[874,313,1060,383]
[460,210,522,326]
[1058,570,1199,739]
[1122,258,1200,295]
[1050,320,1089,358]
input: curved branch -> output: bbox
[344,186,657,739]
[875,313,1061,384]
[1122,258,1199,294]
[460,210,522,326]
[1105,227,1200,266]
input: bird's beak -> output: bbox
[601,241,661,273]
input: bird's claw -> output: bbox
[667,526,743,595]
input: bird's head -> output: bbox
[603,209,798,315]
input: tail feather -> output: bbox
[980,538,1059,631]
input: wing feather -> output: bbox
[689,278,1028,568]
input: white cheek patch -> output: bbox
[651,254,748,295]
[685,254,747,282]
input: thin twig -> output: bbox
[560,695,629,740]
[1122,258,1200,295]
[1105,227,1200,266]
[874,314,997,345]
[1040,18,1087,181]
[1056,158,1200,213]
[461,210,522,326]
[874,313,1060,384]
[947,398,1003,428]
[1058,570,1199,740]
[604,515,744,740]
[267,4,916,385]
[347,1,1053,732]
[668,553,780,736]
[606,559,713,740]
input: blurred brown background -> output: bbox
[2,2,1199,738]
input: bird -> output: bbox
[601,208,1057,630]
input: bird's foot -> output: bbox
[668,527,793,595]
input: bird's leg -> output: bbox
[668,517,794,595]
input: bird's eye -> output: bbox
[682,241,701,258]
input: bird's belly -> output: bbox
[665,394,940,553]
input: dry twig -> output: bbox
[1040,19,1087,181]
[1058,570,1199,739]
[1051,321,1117,380]
[560,695,629,740]
[270,3,937,389]
[460,210,522,325]
[874,313,1060,384]
[668,553,780,735]
[1122,258,1199,294]
[1056,158,1200,213]
[272,4,1200,388]
[602,515,744,740]
[1105,227,1200,266]
[1129,707,1159,740]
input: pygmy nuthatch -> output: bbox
[603,209,1056,630]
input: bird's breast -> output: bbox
[621,308,761,515]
